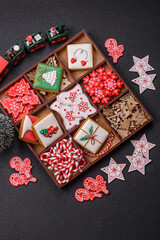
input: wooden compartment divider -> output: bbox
[0,30,152,188]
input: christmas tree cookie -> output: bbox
[32,112,63,148]
[34,63,63,93]
[19,114,39,144]
[67,44,93,70]
[73,118,109,154]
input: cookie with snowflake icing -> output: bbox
[57,84,83,105]
[50,100,81,130]
[60,104,81,130]
[32,112,63,148]
[74,93,97,118]
[67,44,93,70]
[34,63,63,93]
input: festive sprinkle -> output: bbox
[83,67,123,105]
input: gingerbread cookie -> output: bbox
[19,114,39,144]
[73,118,109,154]
[34,63,63,93]
[67,44,93,70]
[32,112,63,148]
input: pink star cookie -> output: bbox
[129,56,154,74]
[101,158,126,183]
[131,134,156,159]
[132,70,156,94]
[126,151,152,175]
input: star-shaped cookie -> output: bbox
[132,70,156,94]
[131,134,156,159]
[129,55,154,73]
[101,158,126,183]
[126,151,152,175]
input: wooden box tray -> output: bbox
[0,30,152,188]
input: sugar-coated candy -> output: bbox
[82,67,123,105]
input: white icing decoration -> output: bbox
[42,70,57,86]
[67,44,93,70]
[74,93,97,118]
[59,84,83,106]
[21,115,33,138]
[32,113,63,148]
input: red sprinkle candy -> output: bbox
[82,67,123,105]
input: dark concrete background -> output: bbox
[0,0,160,239]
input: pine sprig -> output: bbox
[89,125,93,135]
[80,136,90,141]
[0,114,14,153]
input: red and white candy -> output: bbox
[83,67,123,105]
[40,137,86,184]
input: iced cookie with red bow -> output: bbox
[32,112,63,148]
[19,114,39,144]
[67,44,93,70]
[73,118,109,154]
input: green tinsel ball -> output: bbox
[0,114,15,153]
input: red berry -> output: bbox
[81,60,86,66]
[71,58,76,64]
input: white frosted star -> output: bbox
[132,70,156,94]
[101,158,126,183]
[126,151,152,175]
[129,55,154,73]
[131,134,156,159]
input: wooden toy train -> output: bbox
[0,25,68,82]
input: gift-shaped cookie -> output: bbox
[19,114,39,144]
[34,63,63,93]
[67,44,93,70]
[73,118,109,154]
[32,112,63,148]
